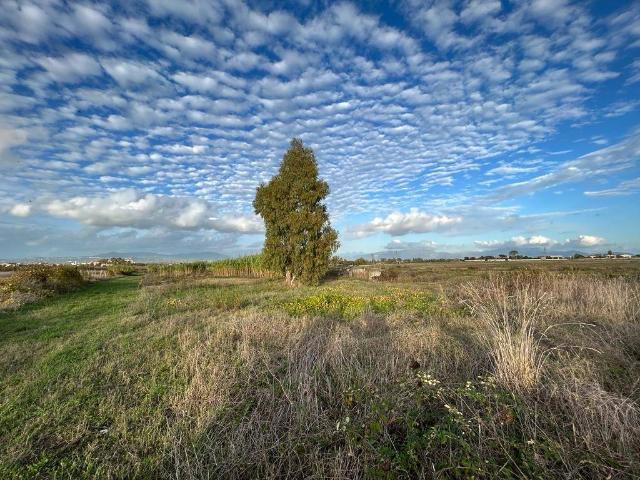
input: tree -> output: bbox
[509,249,518,259]
[253,138,339,286]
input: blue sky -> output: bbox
[1,0,639,259]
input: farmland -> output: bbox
[1,259,639,478]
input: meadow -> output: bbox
[0,260,639,478]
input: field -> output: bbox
[1,260,639,478]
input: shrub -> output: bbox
[107,263,136,276]
[339,372,543,478]
[379,267,400,281]
[0,265,84,308]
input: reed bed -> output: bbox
[147,255,279,279]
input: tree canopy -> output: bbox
[253,138,339,286]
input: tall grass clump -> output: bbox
[147,255,278,279]
[464,274,548,392]
[544,274,640,324]
[207,255,278,278]
[147,260,208,277]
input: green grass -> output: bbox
[1,264,639,478]
[0,278,153,476]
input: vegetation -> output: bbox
[1,260,639,478]
[0,261,640,478]
[0,265,84,309]
[107,263,136,276]
[254,138,339,286]
[146,255,277,279]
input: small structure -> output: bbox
[348,267,369,279]
[368,270,382,280]
[346,266,382,281]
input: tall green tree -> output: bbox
[254,138,339,286]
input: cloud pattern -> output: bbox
[1,0,639,257]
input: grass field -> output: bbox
[1,260,639,478]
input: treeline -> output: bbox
[147,254,278,279]
[335,257,456,266]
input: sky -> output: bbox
[1,0,639,260]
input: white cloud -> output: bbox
[145,0,222,24]
[513,235,554,246]
[460,0,501,24]
[102,59,162,86]
[475,234,606,251]
[36,53,102,83]
[0,128,27,155]
[490,133,640,200]
[209,216,263,233]
[529,0,573,24]
[9,203,31,217]
[72,4,112,36]
[32,190,259,233]
[160,31,217,59]
[574,235,605,247]
[352,208,462,237]
[585,177,640,197]
[486,164,540,176]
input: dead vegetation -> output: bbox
[1,266,639,478]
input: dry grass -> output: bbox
[1,266,639,478]
[463,274,549,392]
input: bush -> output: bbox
[379,267,400,281]
[340,372,543,478]
[107,264,136,276]
[0,265,84,308]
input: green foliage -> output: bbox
[338,373,547,478]
[1,265,84,297]
[146,255,277,278]
[107,263,136,276]
[253,138,339,285]
[283,287,443,319]
[206,255,276,278]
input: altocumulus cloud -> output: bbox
[1,0,639,256]
[13,190,263,234]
